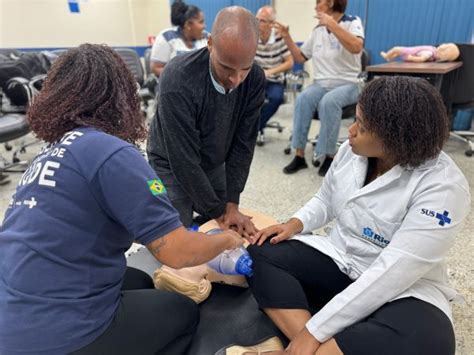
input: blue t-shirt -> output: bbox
[0,128,182,354]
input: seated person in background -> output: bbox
[246,76,470,355]
[147,7,265,235]
[150,0,207,90]
[381,43,460,62]
[0,44,243,355]
[254,5,293,146]
[276,0,364,176]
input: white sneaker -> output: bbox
[256,132,265,147]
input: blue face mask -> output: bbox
[209,61,234,95]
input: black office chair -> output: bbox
[0,113,30,182]
[49,48,68,63]
[142,47,159,98]
[284,49,370,156]
[114,48,144,86]
[0,75,45,183]
[0,48,21,60]
[144,47,152,77]
[284,61,310,104]
[114,48,154,118]
[449,43,474,157]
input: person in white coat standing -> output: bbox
[245,76,470,355]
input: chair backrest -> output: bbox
[0,113,30,144]
[0,48,21,59]
[144,48,152,77]
[51,48,68,57]
[114,48,145,86]
[361,48,370,71]
[452,43,474,106]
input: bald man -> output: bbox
[255,5,293,146]
[147,6,265,237]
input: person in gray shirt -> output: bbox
[147,6,265,237]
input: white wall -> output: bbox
[274,0,316,43]
[274,0,317,77]
[0,0,317,78]
[0,0,171,48]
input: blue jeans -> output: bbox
[291,81,360,156]
[259,81,285,133]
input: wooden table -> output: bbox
[366,61,463,113]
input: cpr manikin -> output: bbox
[153,209,278,303]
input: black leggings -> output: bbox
[71,267,199,355]
[247,240,455,355]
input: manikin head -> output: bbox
[436,43,460,62]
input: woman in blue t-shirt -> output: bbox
[0,43,243,355]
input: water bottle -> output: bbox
[206,228,254,276]
[188,224,199,232]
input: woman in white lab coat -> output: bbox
[246,76,470,355]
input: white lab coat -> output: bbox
[291,141,470,342]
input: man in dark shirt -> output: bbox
[147,6,265,237]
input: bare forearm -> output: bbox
[151,62,165,77]
[329,25,363,54]
[147,227,237,269]
[174,231,235,268]
[283,35,307,64]
[266,56,294,76]
[286,217,304,234]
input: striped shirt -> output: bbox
[255,28,290,83]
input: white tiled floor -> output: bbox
[1,103,473,354]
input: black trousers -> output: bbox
[247,240,455,355]
[71,267,199,355]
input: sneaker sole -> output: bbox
[283,165,308,174]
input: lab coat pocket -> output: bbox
[344,207,402,253]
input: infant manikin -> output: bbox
[380,43,460,63]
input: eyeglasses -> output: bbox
[257,18,273,24]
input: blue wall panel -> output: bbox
[232,0,270,14]
[190,0,472,65]
[10,1,472,62]
[436,0,473,44]
[346,0,367,26]
[179,0,270,30]
[174,0,231,32]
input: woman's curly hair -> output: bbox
[358,76,449,167]
[27,43,146,145]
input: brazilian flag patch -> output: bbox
[147,179,166,196]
